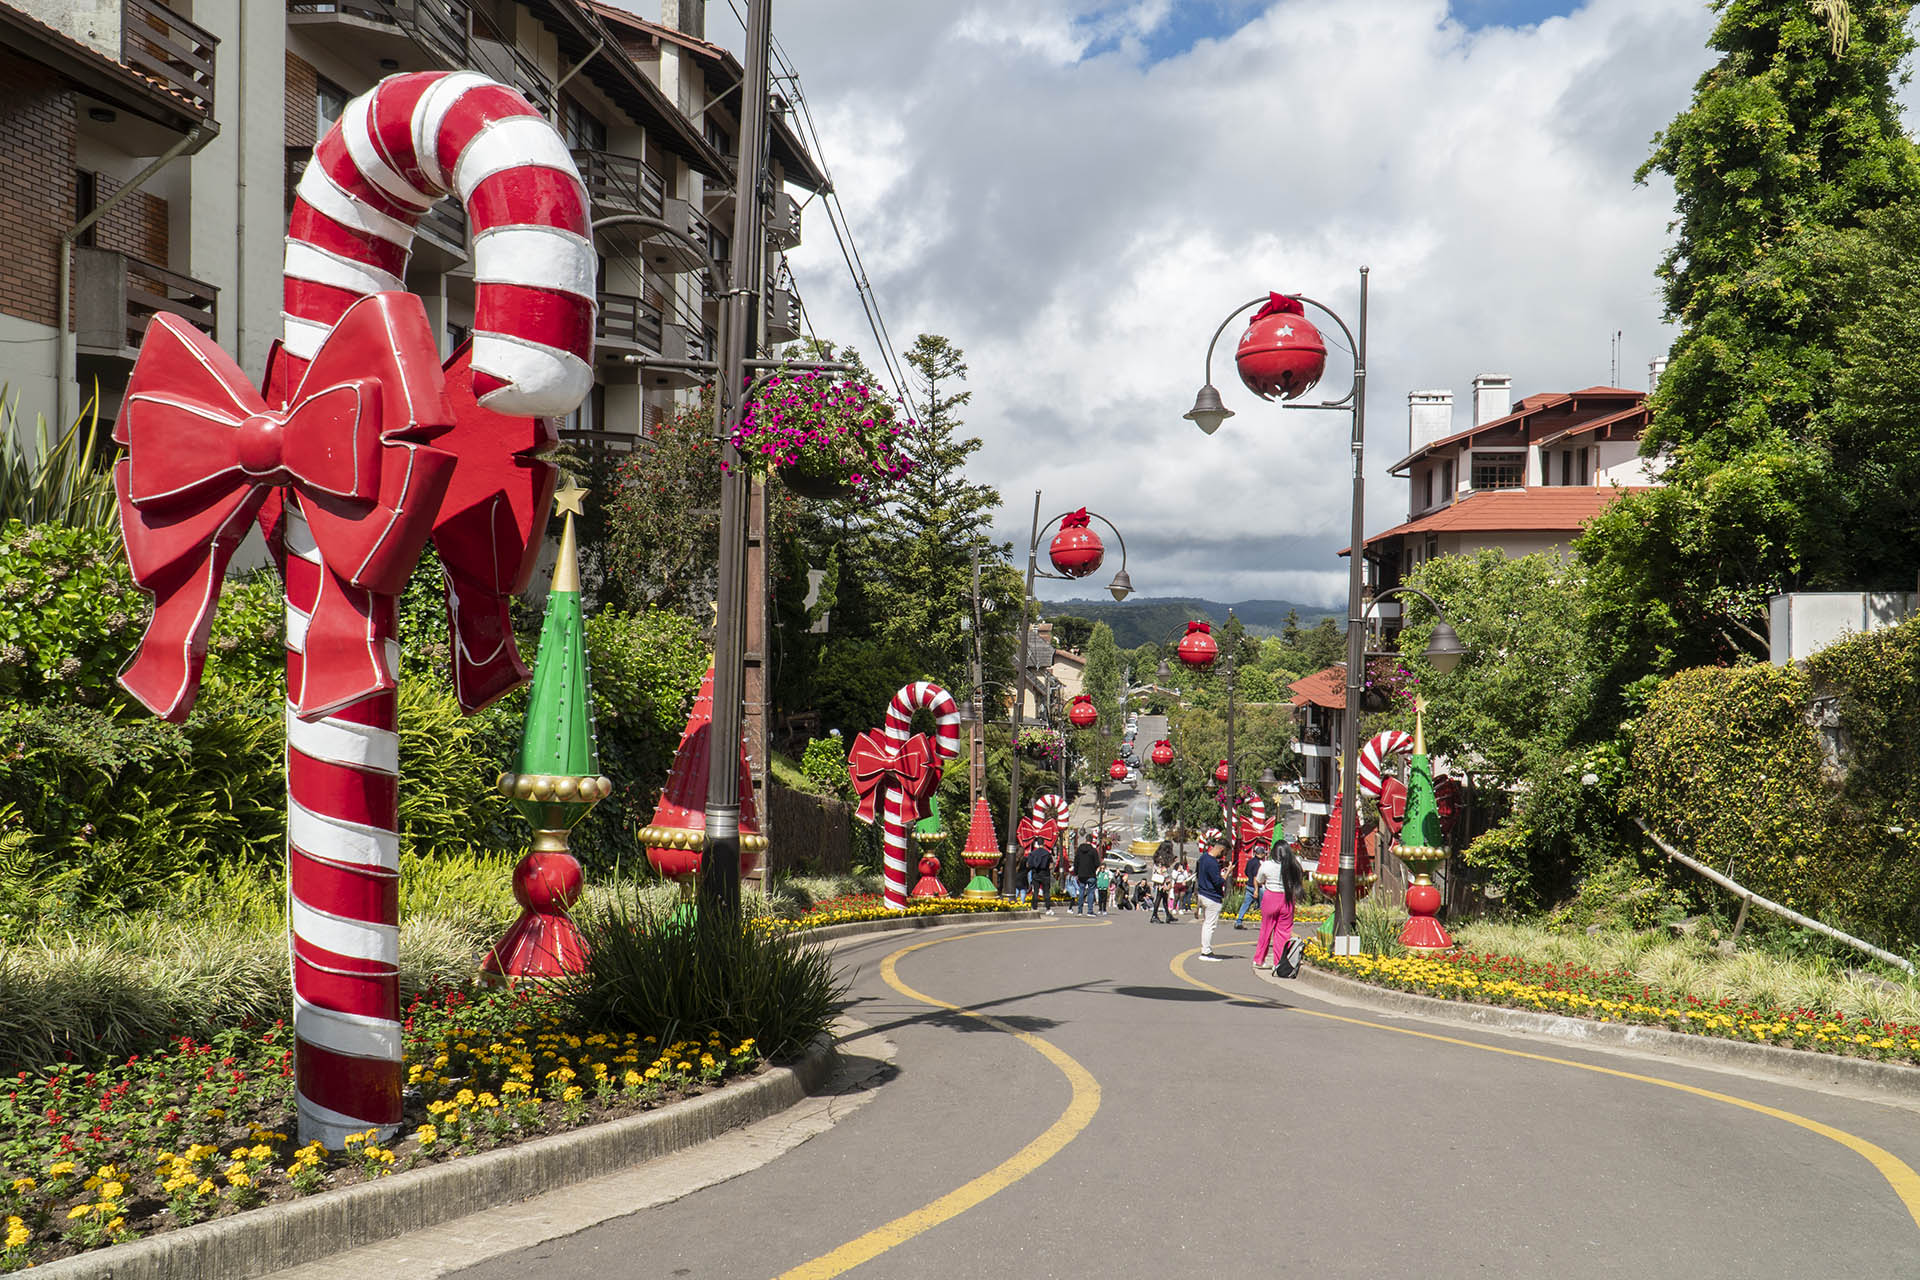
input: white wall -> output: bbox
[1770,593,1917,665]
[1595,440,1663,486]
[14,0,119,58]
[0,316,65,447]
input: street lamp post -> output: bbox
[1004,491,1135,894]
[1183,270,1372,949]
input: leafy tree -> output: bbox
[1047,614,1096,652]
[605,393,722,614]
[1072,622,1124,790]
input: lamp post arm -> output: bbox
[1201,296,1271,389]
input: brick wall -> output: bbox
[88,176,168,265]
[285,51,316,148]
[0,49,76,328]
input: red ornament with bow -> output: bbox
[1214,759,1232,785]
[1048,509,1104,578]
[1150,739,1174,767]
[1176,621,1218,669]
[1068,695,1098,729]
[1109,759,1128,782]
[1234,293,1328,402]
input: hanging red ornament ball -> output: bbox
[1214,759,1231,785]
[1048,509,1105,578]
[1068,694,1098,728]
[1109,759,1128,782]
[1150,739,1174,767]
[1176,621,1217,668]
[1235,293,1327,402]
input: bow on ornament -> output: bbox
[1185,621,1211,636]
[1059,508,1090,529]
[1249,292,1306,322]
[848,730,942,825]
[115,294,456,722]
[1016,816,1059,850]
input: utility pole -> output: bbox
[1003,490,1042,895]
[969,547,986,810]
[703,0,772,915]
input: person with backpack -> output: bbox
[1232,847,1265,930]
[1025,840,1055,916]
[1252,839,1304,973]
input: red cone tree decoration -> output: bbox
[638,665,768,890]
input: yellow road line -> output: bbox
[1173,945,1920,1232]
[775,924,1103,1280]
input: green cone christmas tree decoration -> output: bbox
[911,796,949,897]
[483,481,612,982]
[1396,699,1454,955]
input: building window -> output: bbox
[316,76,349,140]
[73,170,98,247]
[561,97,606,151]
[1424,469,1434,509]
[705,117,733,156]
[1425,534,1439,562]
[1441,458,1454,497]
[1470,450,1524,490]
[1560,450,1572,486]
[1579,448,1591,485]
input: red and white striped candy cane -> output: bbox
[1357,729,1413,799]
[1030,793,1068,829]
[1234,791,1273,849]
[880,682,962,910]
[282,73,592,1148]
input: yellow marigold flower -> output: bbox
[68,1204,95,1220]
[248,1144,272,1160]
[197,1179,216,1197]
[414,1125,438,1146]
[107,1216,125,1232]
[454,1088,476,1106]
[99,1181,124,1201]
[623,1070,642,1088]
[227,1172,252,1188]
[562,1085,583,1101]
[344,1131,369,1147]
[9,1177,34,1193]
[5,1218,29,1248]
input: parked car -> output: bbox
[1102,851,1149,874]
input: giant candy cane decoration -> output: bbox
[279,73,593,1146]
[850,683,962,910]
[1357,729,1413,800]
[1233,790,1275,851]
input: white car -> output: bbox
[1101,852,1150,874]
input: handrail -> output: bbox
[1634,818,1914,975]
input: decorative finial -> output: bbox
[1413,695,1425,756]
[554,478,587,518]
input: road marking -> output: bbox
[1173,944,1920,1233]
[775,924,1103,1280]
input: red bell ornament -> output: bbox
[1150,739,1174,767]
[1048,509,1105,578]
[1068,695,1098,729]
[1214,760,1231,785]
[1176,621,1217,668]
[1109,759,1128,782]
[1234,293,1327,402]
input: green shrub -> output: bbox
[0,522,146,704]
[800,733,852,800]
[558,890,844,1060]
[398,678,520,861]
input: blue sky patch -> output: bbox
[1450,0,1585,29]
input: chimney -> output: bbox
[1407,389,1453,455]
[661,0,706,37]
[1648,356,1668,393]
[1471,374,1512,426]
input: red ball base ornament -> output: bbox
[911,855,949,898]
[1048,509,1104,577]
[484,835,589,980]
[1399,876,1453,953]
[1234,294,1328,401]
[1068,694,1098,728]
[1150,739,1174,767]
[1176,621,1217,668]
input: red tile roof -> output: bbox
[1289,664,1347,710]
[1358,485,1646,551]
[1388,386,1646,475]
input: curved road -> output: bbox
[452,918,1920,1278]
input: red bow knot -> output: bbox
[115,294,455,723]
[1250,292,1305,322]
[848,730,941,824]
[1059,508,1090,529]
[1016,816,1059,850]
[1185,621,1211,635]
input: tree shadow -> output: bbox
[1109,985,1227,1003]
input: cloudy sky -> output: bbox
[662,0,1748,606]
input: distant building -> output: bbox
[1285,663,1346,848]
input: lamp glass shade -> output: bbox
[1108,568,1133,601]
[1183,384,1233,435]
[1424,620,1466,674]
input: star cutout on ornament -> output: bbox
[554,479,588,518]
[1277,324,1294,338]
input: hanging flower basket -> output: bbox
[732,367,914,500]
[1019,726,1064,763]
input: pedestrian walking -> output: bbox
[1113,869,1130,910]
[1194,836,1228,959]
[1232,848,1264,929]
[1171,859,1191,916]
[1252,840,1303,970]
[1149,844,1173,922]
[1026,841,1055,916]
[1072,842,1099,916]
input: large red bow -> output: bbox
[115,294,455,722]
[848,730,941,825]
[1016,816,1059,850]
[1059,508,1090,529]
[1250,292,1305,322]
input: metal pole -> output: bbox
[703,0,773,916]
[1335,267,1371,947]
[1224,655,1237,876]
[969,547,986,811]
[1004,489,1041,893]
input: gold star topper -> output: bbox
[554,479,588,518]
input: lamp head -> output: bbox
[1424,620,1466,674]
[1107,568,1133,602]
[1184,384,1234,435]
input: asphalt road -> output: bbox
[448,919,1920,1279]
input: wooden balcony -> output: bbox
[286,0,469,73]
[75,248,217,357]
[765,284,800,344]
[574,149,665,222]
[123,0,217,117]
[768,190,801,250]
[595,291,664,359]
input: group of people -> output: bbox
[1017,833,1304,971]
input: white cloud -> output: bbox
[694,0,1723,604]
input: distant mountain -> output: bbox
[1039,597,1342,649]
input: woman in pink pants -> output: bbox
[1252,841,1302,969]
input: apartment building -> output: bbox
[1356,370,1663,601]
[0,0,821,457]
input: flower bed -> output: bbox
[0,986,761,1269]
[753,894,1027,935]
[1310,947,1920,1066]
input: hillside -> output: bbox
[1037,596,1341,648]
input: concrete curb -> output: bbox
[1285,961,1920,1097]
[32,907,1038,1280]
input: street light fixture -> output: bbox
[1183,270,1372,951]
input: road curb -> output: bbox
[1282,962,1920,1097]
[31,909,1036,1280]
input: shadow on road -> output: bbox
[1109,985,1225,1003]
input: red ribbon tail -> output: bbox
[118,570,219,725]
[292,574,396,721]
[444,567,528,715]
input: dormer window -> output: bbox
[1471,450,1525,490]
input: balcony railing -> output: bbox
[765,284,800,343]
[573,149,665,220]
[285,1,551,109]
[75,248,217,354]
[596,291,664,355]
[123,0,218,116]
[767,190,801,250]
